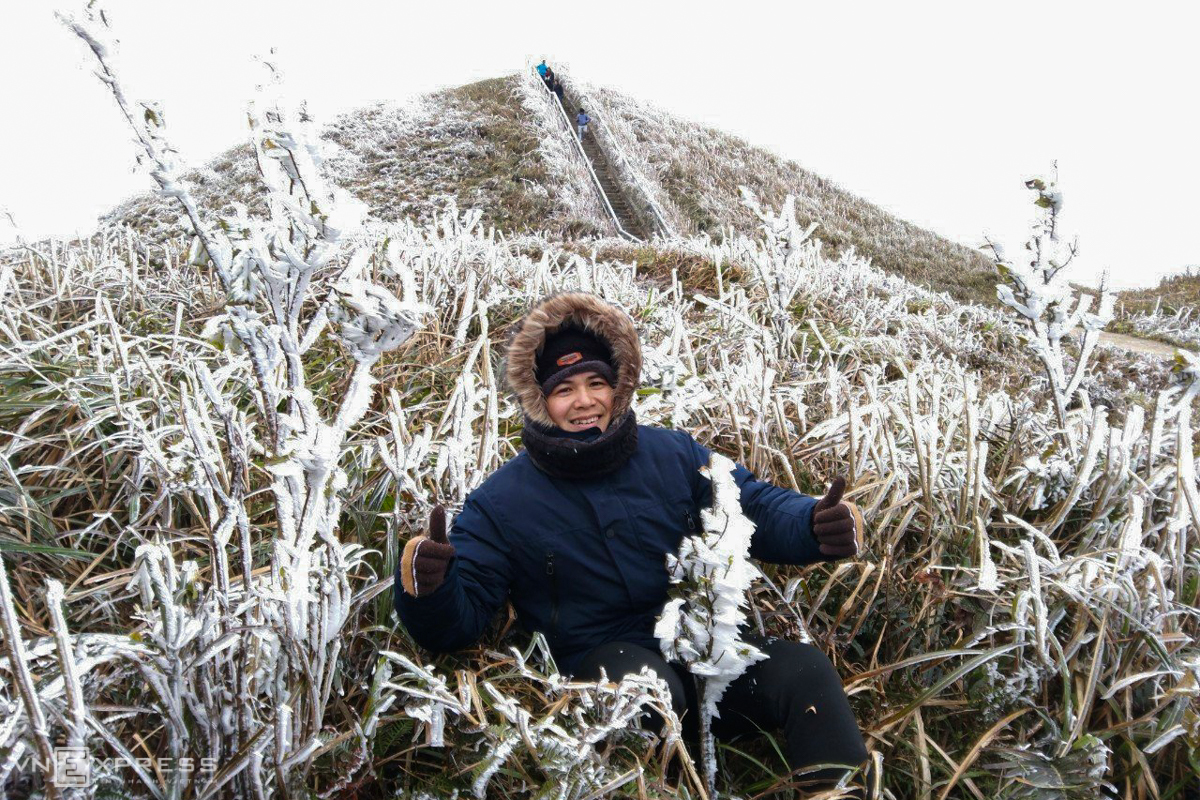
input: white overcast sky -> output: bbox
[2,1,1197,291]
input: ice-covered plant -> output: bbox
[1124,304,1200,349]
[0,4,428,797]
[986,728,1118,799]
[381,636,691,800]
[1166,347,1200,417]
[985,170,1116,437]
[655,451,766,796]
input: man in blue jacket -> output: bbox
[395,292,868,789]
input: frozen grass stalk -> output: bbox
[39,3,427,795]
[655,451,765,797]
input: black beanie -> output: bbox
[536,325,617,395]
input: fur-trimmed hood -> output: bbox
[504,292,642,428]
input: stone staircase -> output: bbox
[557,90,649,240]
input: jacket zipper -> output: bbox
[545,551,559,644]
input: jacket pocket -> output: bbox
[628,493,695,557]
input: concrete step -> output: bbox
[557,89,648,237]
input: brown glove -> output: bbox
[812,476,865,559]
[399,505,455,597]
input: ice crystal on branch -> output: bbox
[985,170,1116,438]
[656,451,765,796]
[327,278,425,364]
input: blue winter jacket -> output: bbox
[394,424,823,676]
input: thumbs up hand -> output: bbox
[399,505,456,597]
[811,476,865,559]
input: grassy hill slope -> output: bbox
[1108,267,1200,348]
[1114,267,1200,316]
[97,75,611,244]
[568,77,1001,307]
[53,70,1200,334]
[95,71,1009,310]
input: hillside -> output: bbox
[95,71,1007,309]
[1116,266,1200,315]
[97,75,613,244]
[562,71,1001,307]
[1106,267,1200,349]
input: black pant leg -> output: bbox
[714,636,868,784]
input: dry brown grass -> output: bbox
[1112,267,1200,316]
[586,242,746,296]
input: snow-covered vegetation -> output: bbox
[984,172,1116,432]
[1120,302,1200,350]
[1103,267,1200,351]
[564,71,1001,307]
[2,7,1199,799]
[98,75,613,249]
[656,452,766,796]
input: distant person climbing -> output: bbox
[552,77,564,104]
[536,59,549,78]
[543,67,556,91]
[576,108,591,140]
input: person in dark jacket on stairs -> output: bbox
[576,108,591,140]
[395,292,870,792]
[552,76,565,105]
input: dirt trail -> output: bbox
[1069,328,1179,358]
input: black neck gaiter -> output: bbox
[520,410,639,480]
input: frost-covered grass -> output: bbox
[2,10,1199,798]
[568,75,1002,308]
[1104,268,1200,349]
[1116,266,1200,319]
[96,74,611,248]
[4,194,1199,798]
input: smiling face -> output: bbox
[545,371,614,432]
